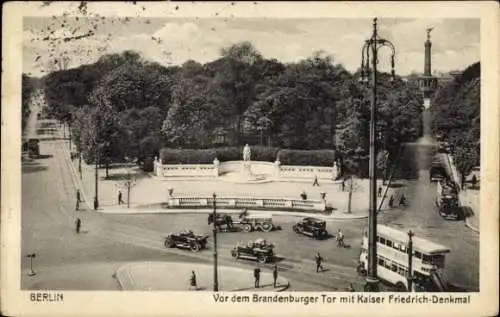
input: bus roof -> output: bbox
[378,225,450,254]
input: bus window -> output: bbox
[422,254,432,264]
[386,240,393,247]
[398,266,407,277]
[400,245,407,252]
[378,258,384,266]
[379,237,386,244]
[391,264,397,272]
[414,251,422,259]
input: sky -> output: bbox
[23,16,480,78]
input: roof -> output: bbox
[377,225,450,254]
[303,217,325,223]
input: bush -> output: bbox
[159,148,217,164]
[159,146,281,164]
[277,149,336,167]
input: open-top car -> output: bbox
[163,230,209,252]
[235,214,274,233]
[231,238,275,263]
[293,217,328,240]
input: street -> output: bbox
[21,95,478,291]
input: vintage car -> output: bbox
[163,231,209,252]
[235,213,274,233]
[292,217,328,240]
[231,238,275,263]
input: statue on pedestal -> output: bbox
[243,144,251,162]
[332,161,340,181]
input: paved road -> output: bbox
[21,100,478,291]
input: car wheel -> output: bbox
[243,224,252,233]
[258,256,268,264]
[261,223,272,232]
[164,238,175,248]
[395,282,407,292]
[190,242,201,252]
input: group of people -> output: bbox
[253,264,280,288]
[378,186,406,208]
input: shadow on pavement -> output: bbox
[22,165,48,174]
[37,154,53,159]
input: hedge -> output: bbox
[277,149,336,167]
[159,146,280,164]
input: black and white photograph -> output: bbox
[2,2,498,317]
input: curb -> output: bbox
[97,206,368,220]
[115,262,291,292]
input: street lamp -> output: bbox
[26,253,36,277]
[407,230,415,292]
[212,193,219,291]
[359,17,397,292]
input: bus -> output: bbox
[358,225,450,292]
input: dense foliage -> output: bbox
[37,43,455,175]
[277,149,336,167]
[431,62,480,177]
[22,74,40,134]
[159,146,280,164]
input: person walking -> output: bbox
[76,189,81,211]
[312,175,320,187]
[315,252,324,273]
[75,218,81,234]
[272,264,278,288]
[378,186,382,197]
[189,271,197,291]
[341,179,346,192]
[118,191,124,205]
[336,229,345,248]
[399,194,406,207]
[388,195,394,208]
[253,266,261,288]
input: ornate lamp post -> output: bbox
[212,193,219,291]
[359,17,397,292]
[407,230,415,292]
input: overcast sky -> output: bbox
[23,17,479,77]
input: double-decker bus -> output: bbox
[358,225,450,292]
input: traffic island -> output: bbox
[115,261,290,292]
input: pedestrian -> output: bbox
[75,218,81,234]
[76,189,81,211]
[300,190,307,200]
[471,174,478,189]
[118,191,124,205]
[399,194,406,207]
[254,266,261,288]
[312,175,319,187]
[272,264,278,288]
[347,283,355,292]
[341,179,345,192]
[378,186,382,197]
[337,229,345,248]
[189,271,197,291]
[388,195,394,208]
[315,252,324,273]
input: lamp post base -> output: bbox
[28,270,36,277]
[364,277,380,292]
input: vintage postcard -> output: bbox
[1,1,498,316]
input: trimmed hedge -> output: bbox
[159,146,280,164]
[277,149,336,167]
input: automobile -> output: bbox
[234,213,274,233]
[430,165,446,182]
[163,230,209,252]
[292,217,328,240]
[231,238,275,263]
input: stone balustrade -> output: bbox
[167,195,326,212]
[154,157,339,181]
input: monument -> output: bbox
[241,144,254,177]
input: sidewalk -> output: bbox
[96,205,369,220]
[115,261,289,291]
[460,189,480,233]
